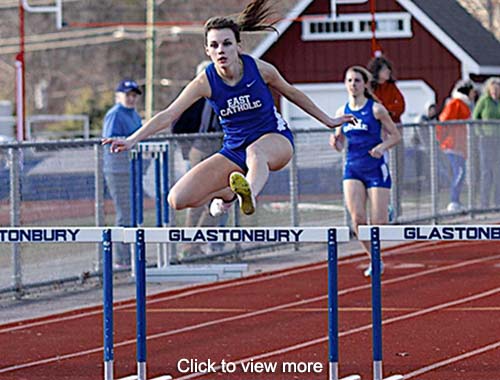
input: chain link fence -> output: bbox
[1,120,500,296]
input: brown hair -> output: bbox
[204,0,277,44]
[367,55,396,89]
[346,65,378,101]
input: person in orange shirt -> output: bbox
[368,56,406,220]
[436,80,475,212]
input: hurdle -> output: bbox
[130,142,250,282]
[358,225,500,380]
[130,142,169,267]
[357,224,500,380]
[0,226,363,380]
[0,227,123,380]
[121,226,359,380]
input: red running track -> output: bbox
[1,240,500,380]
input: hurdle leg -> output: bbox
[130,151,139,275]
[370,227,402,380]
[135,229,147,380]
[102,229,114,380]
[371,227,383,380]
[327,229,361,380]
[153,152,164,267]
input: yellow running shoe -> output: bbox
[229,172,256,215]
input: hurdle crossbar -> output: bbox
[123,227,350,243]
[0,227,123,243]
[358,224,500,241]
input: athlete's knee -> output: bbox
[371,215,388,225]
[351,212,367,228]
[246,144,265,163]
[168,190,188,210]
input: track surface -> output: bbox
[1,240,500,380]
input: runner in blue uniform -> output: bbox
[330,66,401,276]
[104,0,354,216]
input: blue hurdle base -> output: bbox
[145,263,248,282]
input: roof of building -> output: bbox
[411,0,500,66]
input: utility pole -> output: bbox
[145,0,155,120]
[16,0,25,141]
[487,0,493,32]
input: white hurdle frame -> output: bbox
[358,224,500,380]
[122,227,359,380]
[130,142,251,282]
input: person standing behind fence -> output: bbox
[102,79,142,268]
[473,77,500,208]
[172,62,226,258]
[329,66,401,277]
[436,79,475,213]
[368,56,406,220]
[103,0,355,218]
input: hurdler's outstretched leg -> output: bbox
[228,133,293,216]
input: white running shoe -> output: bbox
[446,202,464,212]
[209,197,235,217]
[363,261,384,277]
[229,172,256,215]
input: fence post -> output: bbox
[466,122,475,217]
[167,141,176,260]
[389,144,398,221]
[289,136,300,251]
[429,124,438,223]
[9,147,22,299]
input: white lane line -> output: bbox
[403,340,500,379]
[174,286,500,380]
[0,238,464,334]
[2,255,499,375]
[0,261,329,334]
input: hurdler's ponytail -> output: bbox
[204,0,277,44]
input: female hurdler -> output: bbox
[330,66,401,276]
[103,0,354,217]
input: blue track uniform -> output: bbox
[205,54,293,172]
[342,99,391,188]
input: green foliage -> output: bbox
[44,87,114,139]
[67,86,114,134]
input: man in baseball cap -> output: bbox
[115,79,142,95]
[102,78,143,269]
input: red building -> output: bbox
[248,0,500,126]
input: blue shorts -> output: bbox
[219,129,294,172]
[344,162,392,189]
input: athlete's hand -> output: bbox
[101,138,134,153]
[329,134,344,151]
[328,114,356,129]
[369,145,385,159]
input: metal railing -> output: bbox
[0,119,499,296]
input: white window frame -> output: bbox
[332,0,368,4]
[302,12,412,41]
